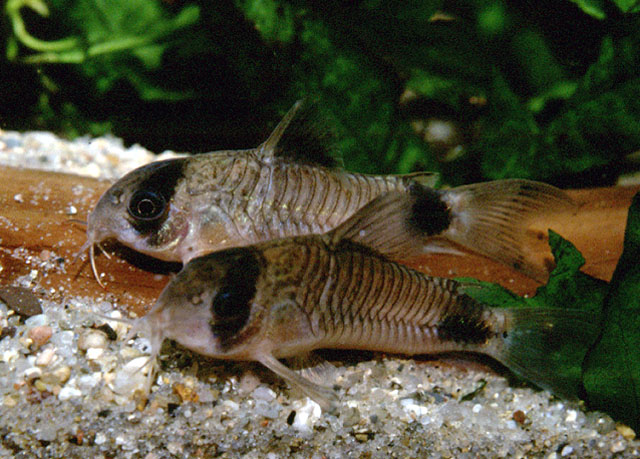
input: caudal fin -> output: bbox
[438,179,575,280]
[488,307,598,399]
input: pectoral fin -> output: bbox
[257,352,338,412]
[288,352,339,386]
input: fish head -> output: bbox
[146,247,267,360]
[83,158,191,273]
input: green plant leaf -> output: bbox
[476,32,640,181]
[8,0,200,99]
[613,0,640,13]
[568,0,607,19]
[237,0,295,43]
[461,230,608,312]
[460,230,607,398]
[583,192,640,432]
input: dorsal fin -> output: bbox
[257,100,342,168]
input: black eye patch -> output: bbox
[212,291,238,319]
[210,249,262,347]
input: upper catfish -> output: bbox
[83,100,573,284]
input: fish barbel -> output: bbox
[125,191,595,409]
[80,101,573,286]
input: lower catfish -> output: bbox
[123,190,595,409]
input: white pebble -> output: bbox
[472,403,482,413]
[611,440,626,453]
[50,330,74,349]
[77,330,108,351]
[110,357,150,396]
[58,385,82,400]
[565,410,577,423]
[222,400,239,412]
[25,314,48,327]
[197,388,216,403]
[252,386,276,402]
[86,347,104,360]
[561,445,573,456]
[94,432,107,445]
[400,398,428,417]
[2,349,19,363]
[77,373,101,391]
[167,442,184,455]
[291,398,321,432]
[35,347,56,366]
[24,367,43,380]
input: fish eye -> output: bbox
[128,190,167,221]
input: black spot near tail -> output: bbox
[437,297,492,345]
[209,248,262,349]
[408,184,452,236]
[127,159,187,236]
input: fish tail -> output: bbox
[437,179,575,280]
[486,307,598,399]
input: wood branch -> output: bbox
[1,165,638,316]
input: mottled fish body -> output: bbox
[83,101,573,285]
[129,192,595,408]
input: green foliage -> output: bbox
[6,0,200,101]
[463,196,640,431]
[583,192,640,432]
[2,0,640,183]
[570,0,640,18]
[463,230,608,313]
[461,231,607,399]
[569,0,608,19]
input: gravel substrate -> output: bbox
[0,129,638,458]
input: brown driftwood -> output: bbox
[0,165,638,316]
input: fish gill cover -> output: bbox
[462,192,640,431]
[2,0,640,186]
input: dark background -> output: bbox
[2,0,639,186]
